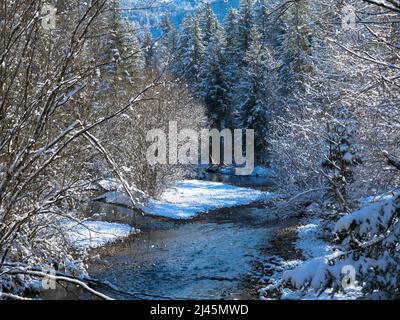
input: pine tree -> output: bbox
[224,9,241,62]
[256,0,285,49]
[239,27,277,163]
[102,1,143,96]
[237,0,254,62]
[280,0,314,95]
[176,14,205,90]
[322,106,361,208]
[223,9,241,127]
[117,19,143,84]
[142,29,157,72]
[200,2,219,46]
[160,15,177,67]
[200,24,230,130]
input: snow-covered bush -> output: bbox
[282,194,400,299]
[98,73,208,199]
[0,0,158,297]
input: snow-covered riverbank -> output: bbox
[65,220,138,250]
[67,179,274,251]
[97,179,275,219]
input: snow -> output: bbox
[280,286,363,300]
[359,190,397,206]
[334,196,398,236]
[97,178,121,191]
[279,218,365,300]
[65,220,137,250]
[277,194,400,299]
[260,219,363,300]
[296,220,333,258]
[98,179,275,219]
[144,180,273,219]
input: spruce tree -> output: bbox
[160,15,177,67]
[223,9,241,127]
[201,24,230,130]
[176,14,205,91]
[280,0,314,96]
[237,0,254,62]
[142,29,157,72]
[239,27,277,163]
[102,1,143,97]
[322,106,361,209]
[200,2,219,46]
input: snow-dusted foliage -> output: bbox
[281,194,400,299]
[1,0,200,297]
[1,0,400,300]
[158,0,280,164]
[97,73,208,199]
[268,0,400,203]
[1,0,109,296]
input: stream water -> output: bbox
[88,204,287,300]
[42,175,296,300]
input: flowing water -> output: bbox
[87,204,287,300]
[42,176,296,300]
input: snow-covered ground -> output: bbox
[65,179,273,251]
[280,219,362,300]
[65,220,137,250]
[296,220,333,258]
[260,219,363,300]
[98,179,275,219]
[61,178,273,253]
[144,180,274,219]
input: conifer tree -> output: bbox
[102,1,143,99]
[219,9,242,127]
[280,0,314,95]
[237,0,255,62]
[239,27,277,163]
[201,24,230,130]
[322,106,361,208]
[160,15,177,67]
[200,2,219,46]
[142,29,157,72]
[176,14,205,90]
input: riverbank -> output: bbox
[84,201,298,300]
[37,175,282,300]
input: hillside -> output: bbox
[121,0,240,35]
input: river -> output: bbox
[41,175,298,300]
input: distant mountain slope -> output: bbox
[121,0,240,36]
